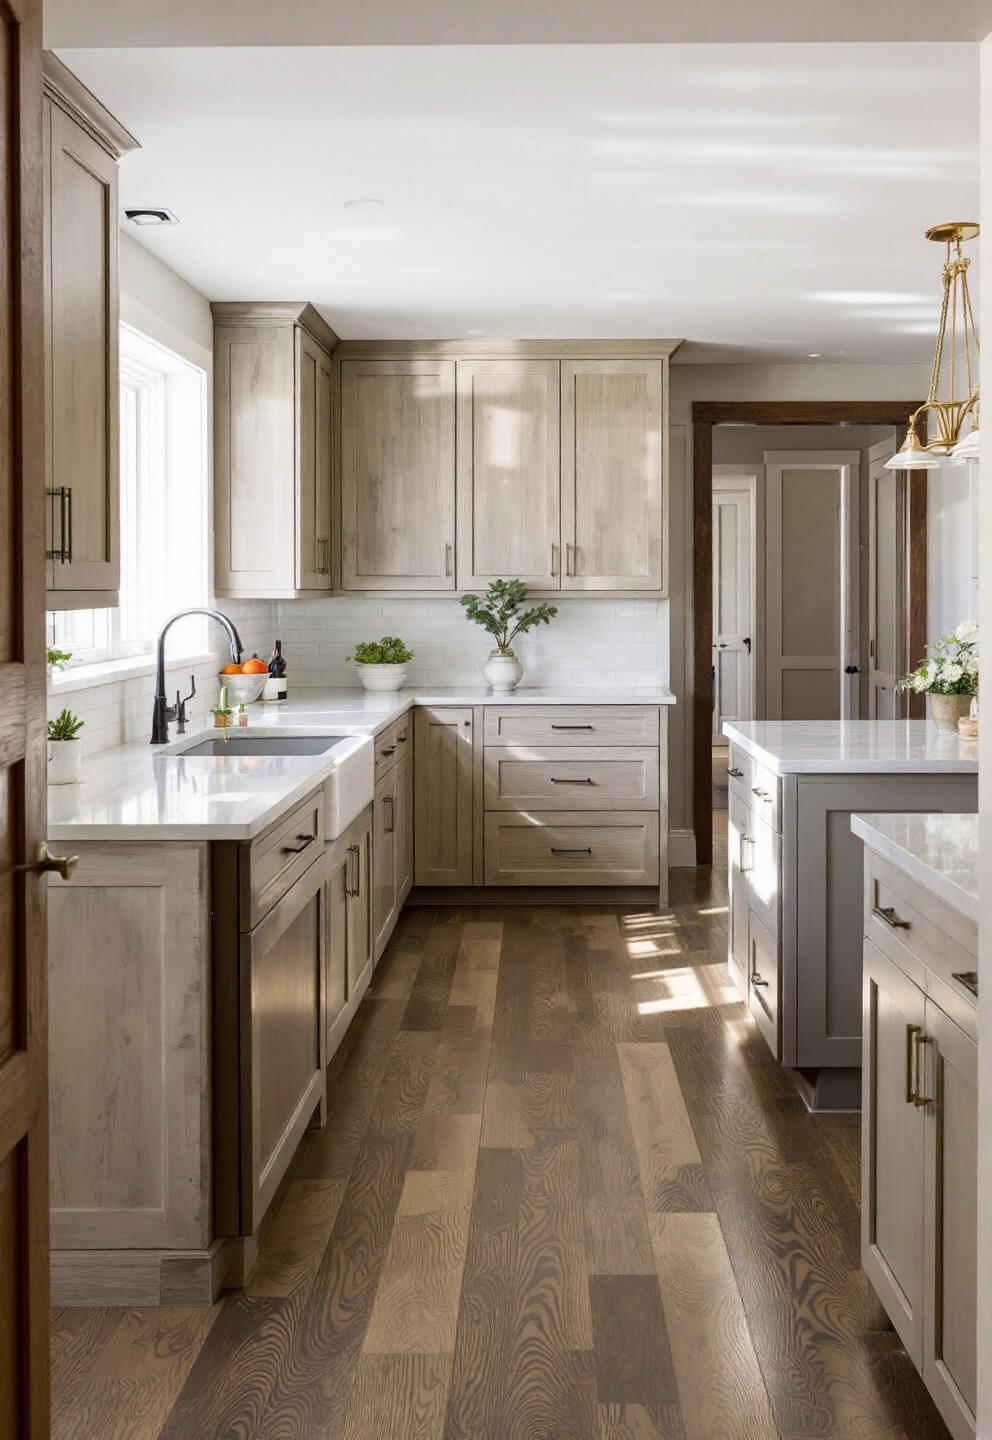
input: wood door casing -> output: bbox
[0,0,48,1431]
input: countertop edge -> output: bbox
[851,813,979,926]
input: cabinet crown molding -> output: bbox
[43,52,140,159]
[335,338,683,360]
[210,301,339,354]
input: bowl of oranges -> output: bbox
[219,655,268,705]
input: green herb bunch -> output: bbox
[460,579,557,651]
[48,708,84,742]
[347,637,414,665]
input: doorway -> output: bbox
[692,401,927,866]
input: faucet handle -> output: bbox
[181,673,197,707]
[175,676,197,736]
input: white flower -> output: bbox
[956,620,979,644]
[912,674,929,693]
[942,662,963,683]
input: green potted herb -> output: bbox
[460,579,557,692]
[46,646,72,671]
[47,707,84,785]
[346,637,414,692]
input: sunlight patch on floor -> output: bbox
[635,963,739,1015]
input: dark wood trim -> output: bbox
[691,400,925,865]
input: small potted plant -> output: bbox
[211,684,234,728]
[346,636,414,692]
[460,579,558,692]
[897,620,979,733]
[47,707,84,785]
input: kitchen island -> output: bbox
[723,720,977,1110]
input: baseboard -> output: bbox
[669,829,696,867]
[409,886,659,906]
[51,1235,243,1306]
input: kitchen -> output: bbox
[2,11,991,1440]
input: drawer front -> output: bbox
[726,745,752,805]
[748,909,780,1059]
[484,811,659,886]
[744,810,780,940]
[374,719,402,779]
[484,746,659,811]
[483,705,659,748]
[865,858,978,1025]
[245,791,324,929]
[747,759,782,834]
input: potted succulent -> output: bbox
[460,579,558,692]
[211,683,235,728]
[346,636,414,692]
[897,621,979,733]
[47,707,84,785]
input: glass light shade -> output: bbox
[950,427,981,464]
[885,428,942,470]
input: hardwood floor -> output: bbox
[50,817,951,1439]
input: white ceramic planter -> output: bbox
[929,693,973,733]
[48,739,82,785]
[355,663,408,693]
[483,649,524,693]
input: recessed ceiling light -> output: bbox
[807,351,823,358]
[343,197,385,211]
[124,207,179,226]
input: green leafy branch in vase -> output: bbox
[460,579,558,652]
[47,708,84,742]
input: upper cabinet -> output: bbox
[43,54,139,611]
[340,358,456,591]
[337,342,676,598]
[213,302,337,599]
[561,359,665,592]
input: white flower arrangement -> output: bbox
[897,621,979,697]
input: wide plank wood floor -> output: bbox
[51,815,951,1439]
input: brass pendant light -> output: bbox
[885,221,980,471]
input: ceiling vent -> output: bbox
[124,207,179,226]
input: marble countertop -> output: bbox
[48,686,676,842]
[851,812,978,925]
[723,720,979,775]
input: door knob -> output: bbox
[15,841,79,881]
[844,665,860,674]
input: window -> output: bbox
[48,324,210,671]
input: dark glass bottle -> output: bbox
[266,639,288,699]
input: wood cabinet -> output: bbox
[414,706,475,886]
[325,806,373,1064]
[561,359,665,592]
[372,732,414,961]
[213,301,337,598]
[860,856,977,1440]
[43,54,138,610]
[340,358,456,590]
[456,358,560,588]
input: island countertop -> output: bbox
[48,686,676,842]
[851,811,978,925]
[723,720,978,776]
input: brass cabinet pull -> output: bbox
[281,833,315,855]
[15,841,79,882]
[905,1023,921,1103]
[550,542,558,576]
[443,542,453,578]
[550,776,594,785]
[550,846,592,855]
[727,767,744,779]
[46,486,72,563]
[912,1033,933,1108]
[346,844,360,897]
[739,833,752,872]
[380,745,396,757]
[384,795,394,834]
[751,786,772,803]
[951,969,978,997]
[873,904,911,931]
[750,969,769,988]
[565,542,575,577]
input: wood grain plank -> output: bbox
[363,1208,472,1353]
[618,1042,711,1211]
[246,1178,345,1298]
[573,1052,655,1275]
[589,1274,683,1417]
[599,1402,682,1440]
[342,1353,453,1440]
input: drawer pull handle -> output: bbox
[380,745,396,757]
[550,846,592,855]
[397,732,407,743]
[905,1023,921,1103]
[384,795,394,834]
[873,904,911,931]
[752,787,772,802]
[750,971,769,988]
[281,833,315,855]
[727,767,744,779]
[346,844,360,897]
[551,724,594,731]
[912,1033,933,1108]
[550,777,594,785]
[952,969,978,997]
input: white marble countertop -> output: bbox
[723,720,979,775]
[851,812,978,925]
[48,686,676,842]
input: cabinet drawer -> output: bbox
[748,909,780,1059]
[726,745,752,805]
[484,811,659,886]
[483,705,659,748]
[243,791,324,929]
[484,746,659,811]
[743,811,780,940]
[374,719,404,779]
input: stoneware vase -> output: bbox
[483,648,523,693]
[929,693,973,733]
[47,739,82,786]
[355,662,408,693]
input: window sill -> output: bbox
[50,652,217,695]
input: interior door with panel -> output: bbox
[296,328,332,590]
[712,483,755,742]
[1,2,49,1428]
[560,359,664,591]
[867,437,903,720]
[341,358,456,590]
[456,358,560,588]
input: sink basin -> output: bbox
[179,735,346,757]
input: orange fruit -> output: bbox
[241,656,267,675]
[220,662,241,674]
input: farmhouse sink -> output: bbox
[180,735,344,757]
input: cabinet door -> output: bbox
[241,855,326,1231]
[561,359,663,592]
[395,750,413,904]
[341,358,456,590]
[923,1001,977,1439]
[373,769,398,961]
[325,849,348,1047]
[214,321,297,596]
[861,939,927,1366]
[346,821,373,995]
[456,359,560,588]
[727,791,750,998]
[296,327,332,591]
[45,101,120,603]
[414,707,475,886]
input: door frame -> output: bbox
[711,468,758,743]
[692,400,926,866]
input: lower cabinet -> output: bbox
[373,747,414,961]
[862,938,977,1440]
[325,805,374,1060]
[414,705,475,886]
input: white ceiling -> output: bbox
[60,43,980,362]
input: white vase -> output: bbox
[483,648,523,693]
[929,693,973,733]
[354,663,408,693]
[48,739,82,785]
